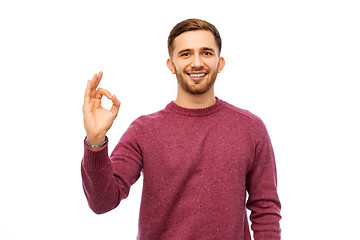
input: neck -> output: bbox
[174,85,216,109]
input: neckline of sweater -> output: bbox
[165,97,223,117]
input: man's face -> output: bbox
[167,30,225,95]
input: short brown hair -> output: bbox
[167,18,222,57]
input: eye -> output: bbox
[181,53,190,57]
[203,52,212,56]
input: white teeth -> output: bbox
[189,73,206,78]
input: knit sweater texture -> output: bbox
[81,98,281,239]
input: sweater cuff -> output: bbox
[82,140,111,169]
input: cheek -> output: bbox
[174,60,188,72]
[208,59,219,70]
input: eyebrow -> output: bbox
[177,48,192,56]
[177,47,216,56]
[201,47,216,53]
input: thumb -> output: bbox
[110,95,121,116]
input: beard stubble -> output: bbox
[175,66,219,95]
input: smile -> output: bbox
[189,73,206,77]
[187,72,207,79]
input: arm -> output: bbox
[81,123,143,214]
[81,143,117,214]
[81,71,141,214]
[246,118,281,240]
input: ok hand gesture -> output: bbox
[83,71,121,146]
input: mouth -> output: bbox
[187,72,207,81]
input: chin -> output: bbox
[181,80,215,95]
[175,69,218,95]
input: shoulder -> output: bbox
[220,100,263,124]
[129,107,170,130]
[219,99,269,137]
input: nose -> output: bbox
[191,53,204,69]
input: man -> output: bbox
[82,18,281,239]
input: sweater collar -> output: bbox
[165,97,223,117]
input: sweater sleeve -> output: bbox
[81,118,145,214]
[246,118,281,240]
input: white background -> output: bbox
[1,0,359,239]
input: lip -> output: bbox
[187,72,208,81]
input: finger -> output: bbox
[84,80,92,104]
[110,95,121,115]
[89,73,98,91]
[90,71,103,91]
[95,87,112,100]
[96,71,103,88]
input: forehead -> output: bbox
[172,30,218,53]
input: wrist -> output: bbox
[85,136,107,150]
[85,133,106,145]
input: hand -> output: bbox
[83,71,121,145]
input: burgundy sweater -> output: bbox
[81,98,281,239]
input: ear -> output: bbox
[217,57,225,73]
[167,58,176,74]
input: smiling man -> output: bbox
[82,19,281,239]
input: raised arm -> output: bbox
[81,71,122,214]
